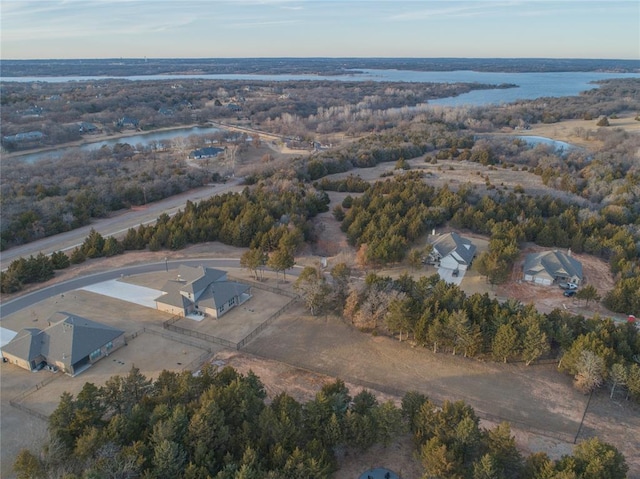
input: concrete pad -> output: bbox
[1,327,18,358]
[437,267,464,286]
[78,279,161,308]
[1,327,18,350]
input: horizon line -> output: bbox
[2,56,639,62]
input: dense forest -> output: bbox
[13,366,628,479]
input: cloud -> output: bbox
[388,2,522,21]
[226,19,298,28]
[1,0,200,41]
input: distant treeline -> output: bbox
[2,57,639,76]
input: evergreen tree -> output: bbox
[492,324,520,363]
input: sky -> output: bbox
[1,0,638,60]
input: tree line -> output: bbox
[292,261,640,402]
[1,180,329,293]
[14,365,628,479]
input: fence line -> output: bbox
[182,350,214,373]
[237,296,298,349]
[11,371,61,403]
[124,328,144,343]
[143,327,212,352]
[162,281,300,351]
[9,371,62,422]
[229,276,299,299]
[163,321,239,349]
[9,400,48,422]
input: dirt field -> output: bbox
[319,154,591,210]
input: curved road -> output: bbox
[0,258,302,319]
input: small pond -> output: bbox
[516,135,578,154]
[359,467,400,479]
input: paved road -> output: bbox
[0,179,244,270]
[0,258,302,319]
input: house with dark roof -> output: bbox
[2,131,45,143]
[523,250,583,286]
[78,122,98,133]
[0,312,125,376]
[116,116,140,129]
[427,232,477,272]
[155,265,251,319]
[189,147,224,159]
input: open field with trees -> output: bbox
[2,70,639,478]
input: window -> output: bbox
[105,341,113,351]
[89,349,102,361]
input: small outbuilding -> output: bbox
[0,312,125,376]
[523,250,583,286]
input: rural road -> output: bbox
[0,179,244,271]
[0,258,302,319]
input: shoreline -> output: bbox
[2,123,206,160]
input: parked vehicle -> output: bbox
[564,290,577,297]
[559,282,578,290]
[44,364,58,372]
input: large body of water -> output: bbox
[5,69,639,163]
[4,69,640,107]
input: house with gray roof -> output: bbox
[0,312,125,376]
[116,116,139,129]
[190,146,223,159]
[523,250,583,286]
[427,232,477,272]
[155,265,251,319]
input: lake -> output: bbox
[3,69,639,107]
[11,126,221,164]
[5,68,638,164]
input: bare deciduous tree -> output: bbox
[575,350,606,393]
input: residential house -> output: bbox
[427,232,477,272]
[190,147,224,159]
[155,265,251,319]
[116,116,140,129]
[523,250,583,286]
[0,312,125,376]
[2,131,45,143]
[19,106,44,117]
[78,122,98,133]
